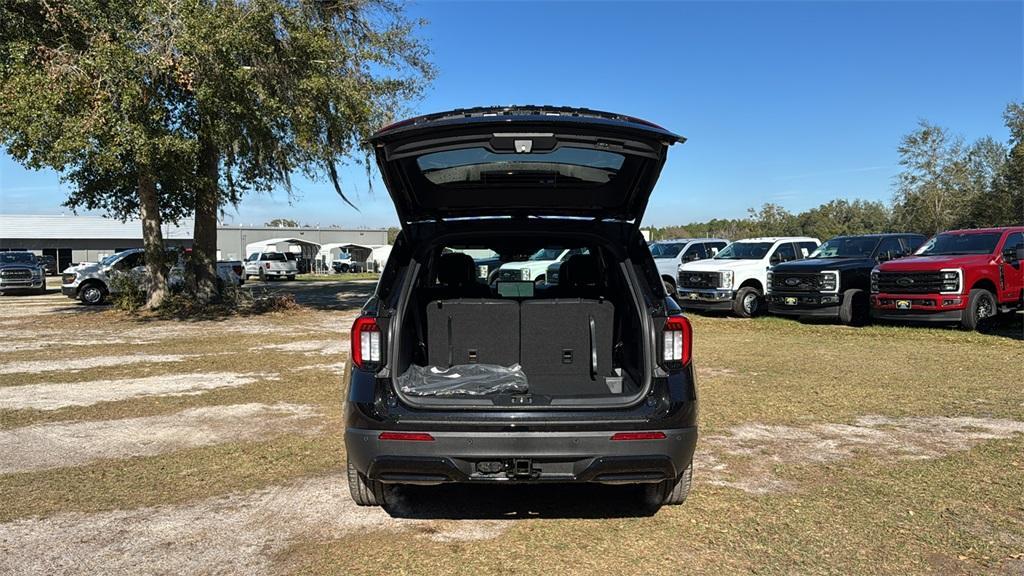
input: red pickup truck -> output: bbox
[871,227,1024,331]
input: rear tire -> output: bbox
[732,286,763,318]
[347,461,386,507]
[643,462,693,511]
[960,288,997,332]
[839,288,869,326]
[258,268,266,282]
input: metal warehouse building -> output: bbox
[0,214,388,270]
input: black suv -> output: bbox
[344,107,698,511]
[767,233,925,324]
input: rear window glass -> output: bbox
[261,253,287,261]
[416,147,625,187]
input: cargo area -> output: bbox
[389,241,650,407]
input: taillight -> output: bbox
[662,315,692,367]
[351,317,382,369]
[264,262,270,269]
[611,431,667,441]
[378,432,434,441]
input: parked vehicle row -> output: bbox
[60,248,245,305]
[664,226,1024,331]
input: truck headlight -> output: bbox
[62,273,77,284]
[870,271,879,294]
[520,268,531,281]
[719,270,734,290]
[940,269,961,294]
[820,271,839,293]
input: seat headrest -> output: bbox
[560,254,598,288]
[437,253,477,286]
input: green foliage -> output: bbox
[648,199,893,242]
[265,219,300,228]
[108,273,146,312]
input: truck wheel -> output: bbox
[839,288,869,326]
[340,264,350,273]
[643,462,693,511]
[347,461,386,507]
[663,279,677,298]
[960,288,997,332]
[733,286,763,318]
[258,269,266,282]
[80,283,106,305]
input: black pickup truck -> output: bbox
[767,233,925,325]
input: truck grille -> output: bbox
[497,269,523,282]
[0,268,32,280]
[678,271,719,289]
[771,272,821,292]
[876,271,944,294]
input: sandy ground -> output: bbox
[0,372,266,411]
[698,415,1024,494]
[0,474,505,576]
[0,403,320,474]
[0,354,189,375]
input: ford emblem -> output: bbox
[896,277,914,286]
[784,277,800,286]
[689,275,701,283]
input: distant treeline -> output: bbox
[650,102,1024,242]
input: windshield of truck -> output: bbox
[650,243,685,259]
[915,232,1001,256]
[528,248,565,261]
[810,237,880,258]
[98,252,129,266]
[0,252,35,264]
[714,242,773,260]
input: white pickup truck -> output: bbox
[243,251,299,281]
[676,236,820,317]
[649,238,730,296]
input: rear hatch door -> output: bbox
[369,106,684,226]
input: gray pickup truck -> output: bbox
[0,252,47,295]
[61,248,244,305]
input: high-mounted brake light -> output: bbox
[351,317,382,369]
[611,431,667,441]
[662,315,692,366]
[378,432,434,442]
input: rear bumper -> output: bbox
[871,293,965,323]
[346,427,697,485]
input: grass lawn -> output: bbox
[0,285,1021,575]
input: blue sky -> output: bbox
[1,1,1021,228]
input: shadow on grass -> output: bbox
[384,482,660,520]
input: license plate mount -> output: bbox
[784,297,798,306]
[896,299,912,310]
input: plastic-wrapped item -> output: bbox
[398,363,529,396]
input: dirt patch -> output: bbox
[696,366,738,379]
[252,340,347,355]
[0,373,266,411]
[698,416,1024,494]
[0,354,188,375]
[0,403,320,474]
[0,474,505,576]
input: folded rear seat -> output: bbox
[519,299,615,395]
[426,299,520,367]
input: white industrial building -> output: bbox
[0,214,389,271]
